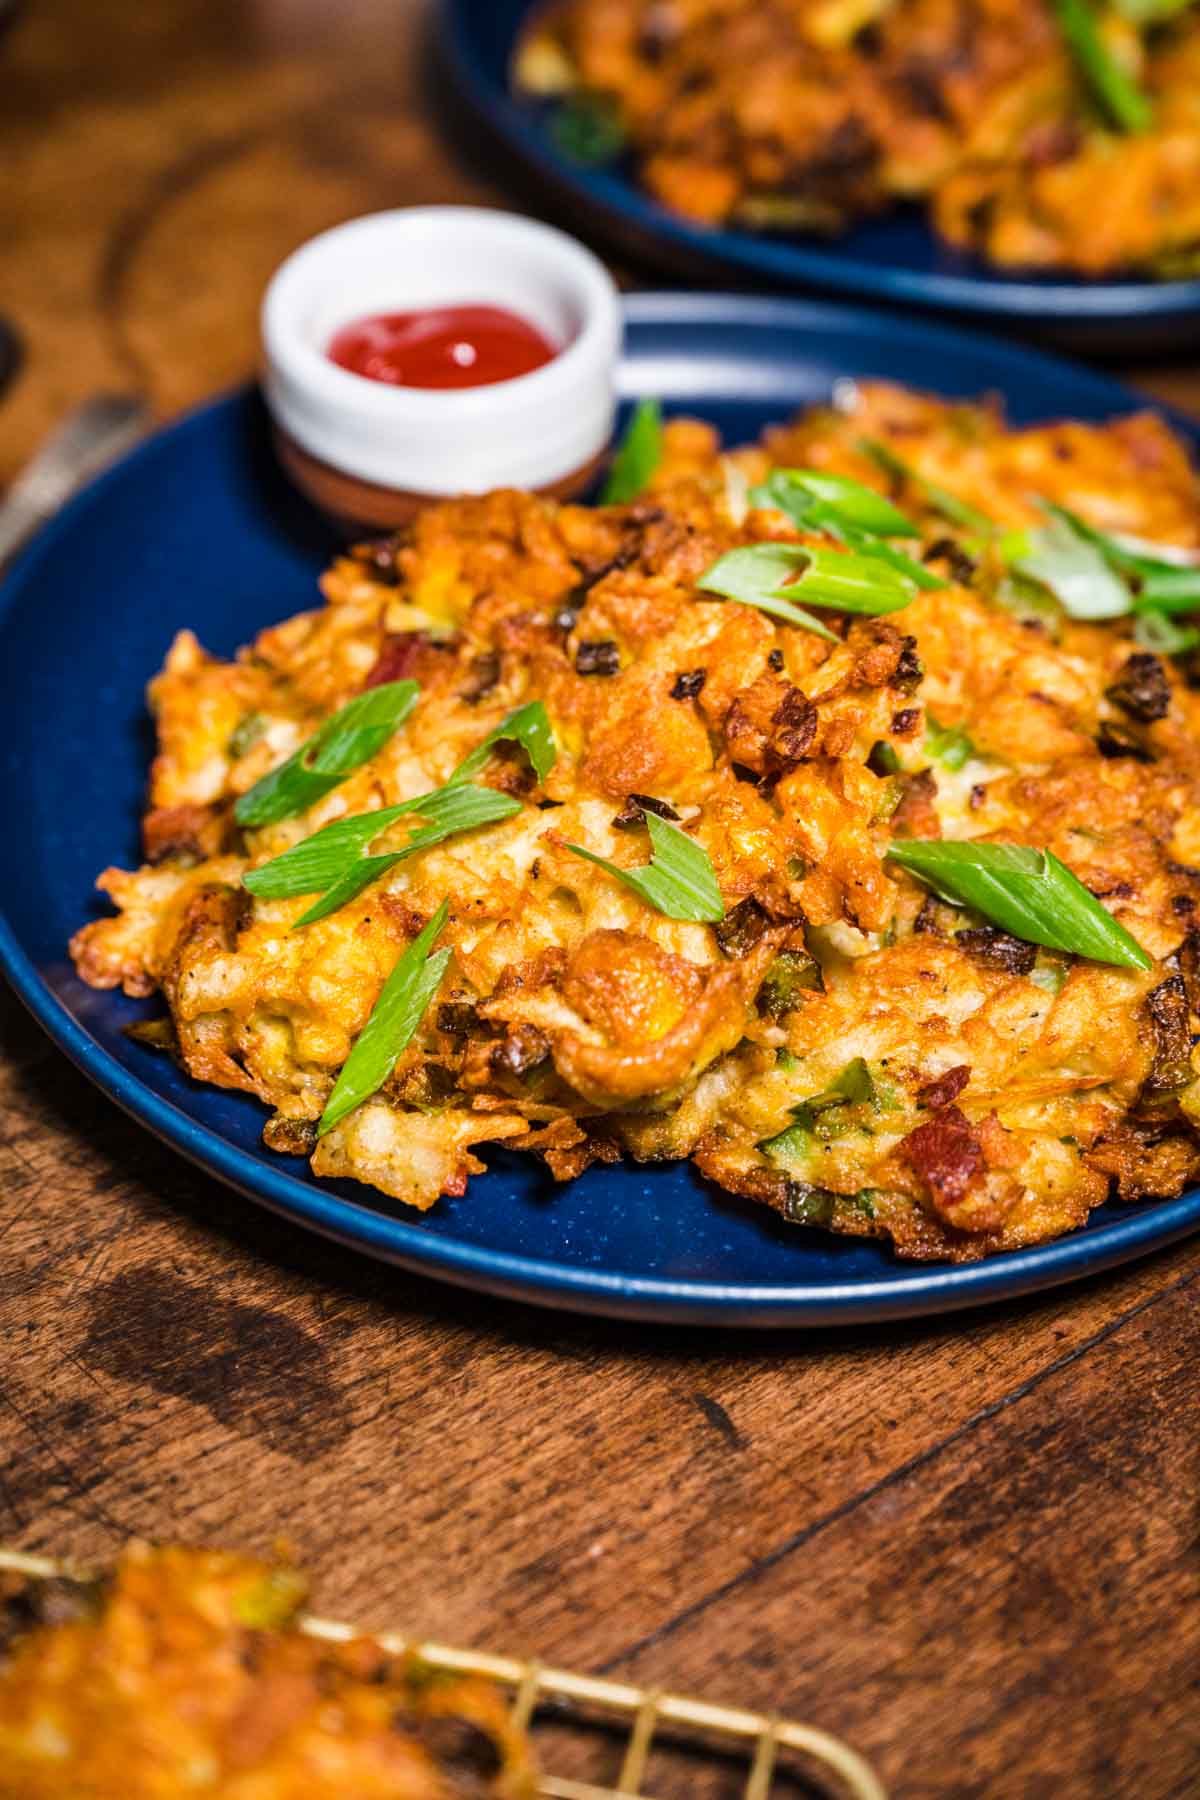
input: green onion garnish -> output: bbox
[1113,0,1194,19]
[750,468,945,592]
[1135,610,1200,655]
[1054,0,1153,132]
[449,700,558,786]
[1006,504,1200,626]
[318,900,451,1136]
[751,468,920,539]
[1008,512,1132,621]
[886,839,1152,970]
[1040,503,1200,614]
[695,544,838,640]
[244,783,522,926]
[925,713,975,771]
[857,438,993,535]
[760,1058,880,1166]
[602,398,663,504]
[566,810,724,922]
[235,682,419,828]
[697,541,919,635]
[549,93,627,165]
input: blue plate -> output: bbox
[4,293,1200,1325]
[440,0,1200,357]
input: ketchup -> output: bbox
[328,304,558,390]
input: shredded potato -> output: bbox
[71,384,1200,1261]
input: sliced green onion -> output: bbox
[1112,0,1195,20]
[235,682,419,828]
[790,1057,876,1127]
[760,1057,879,1163]
[793,546,921,613]
[1054,0,1154,132]
[858,437,993,534]
[244,783,522,925]
[886,839,1152,970]
[227,712,266,760]
[1041,503,1200,611]
[449,700,558,786]
[751,469,945,591]
[318,901,451,1135]
[1008,513,1132,621]
[697,541,916,634]
[696,544,838,640]
[549,93,626,165]
[602,398,663,504]
[925,712,975,771]
[751,467,920,539]
[566,810,724,922]
[1137,567,1200,612]
[1134,610,1200,655]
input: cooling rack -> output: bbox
[0,1549,885,1799]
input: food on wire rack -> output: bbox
[71,379,1200,1261]
[515,0,1200,277]
[0,1543,535,1798]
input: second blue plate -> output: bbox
[441,0,1200,356]
[3,292,1200,1324]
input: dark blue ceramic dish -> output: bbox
[440,0,1200,357]
[4,292,1199,1325]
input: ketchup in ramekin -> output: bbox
[328,305,558,391]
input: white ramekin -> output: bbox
[261,207,622,526]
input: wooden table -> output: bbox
[2,4,1198,1795]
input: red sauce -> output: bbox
[328,304,558,390]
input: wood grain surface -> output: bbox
[2,5,1199,1796]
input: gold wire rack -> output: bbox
[0,1550,884,1800]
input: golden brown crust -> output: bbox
[0,1544,536,1798]
[69,387,1200,1260]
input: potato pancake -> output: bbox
[72,382,1200,1261]
[0,1544,534,1797]
[515,0,1200,277]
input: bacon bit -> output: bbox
[1023,118,1082,168]
[889,768,940,840]
[489,1024,551,1079]
[1142,972,1193,1098]
[922,538,977,585]
[351,536,402,584]
[1106,652,1170,725]
[612,792,681,831]
[891,706,921,736]
[575,639,621,676]
[143,802,228,866]
[671,667,707,700]
[899,1105,984,1207]
[459,649,501,703]
[1096,721,1154,763]
[771,687,818,762]
[916,1065,970,1110]
[955,925,1037,976]
[364,631,432,688]
[891,638,923,695]
[714,896,773,958]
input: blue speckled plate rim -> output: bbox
[3,293,1200,1325]
[439,0,1200,327]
